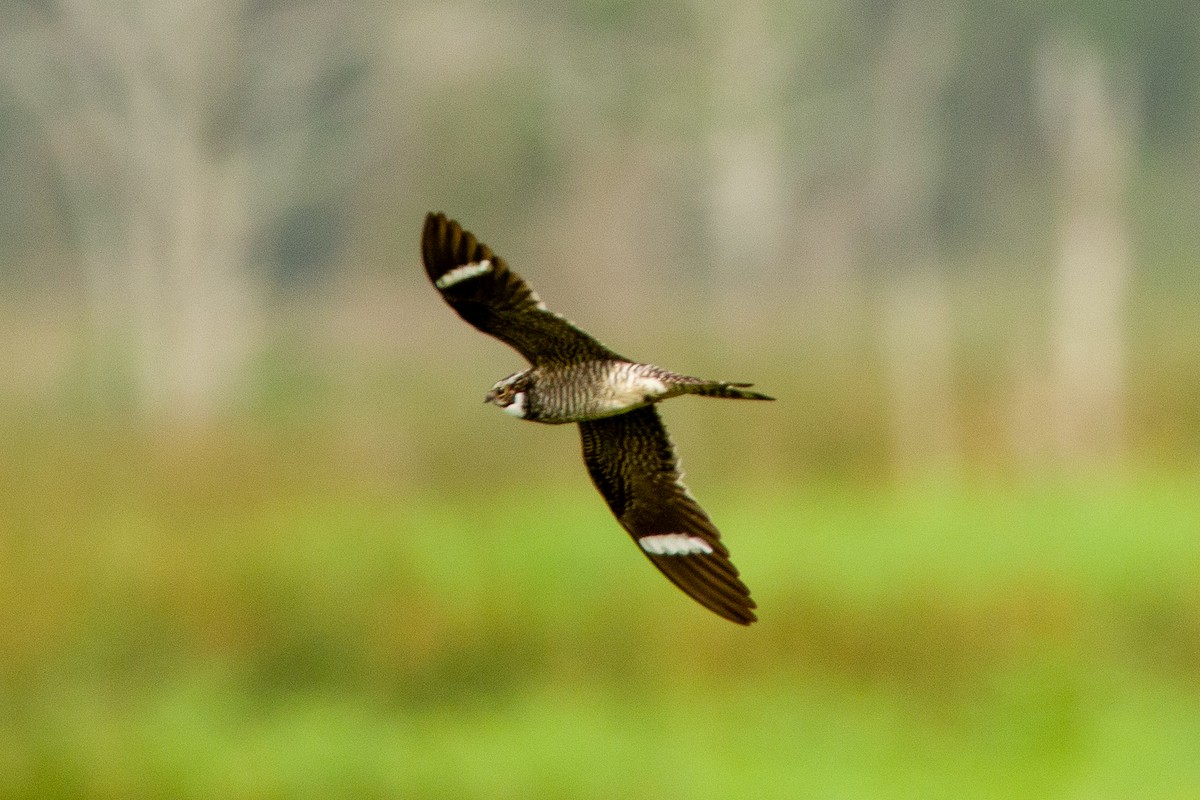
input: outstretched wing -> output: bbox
[422,212,622,366]
[578,405,757,625]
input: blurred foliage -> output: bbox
[2,422,1200,797]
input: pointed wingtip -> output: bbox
[719,603,758,625]
[707,596,758,625]
[644,548,758,626]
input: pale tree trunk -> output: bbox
[4,0,257,421]
[880,266,959,472]
[4,1,368,422]
[866,0,961,474]
[702,0,790,340]
[1036,38,1133,465]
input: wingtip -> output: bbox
[706,597,758,626]
[648,548,758,626]
[717,602,758,625]
[422,211,458,247]
[720,598,759,625]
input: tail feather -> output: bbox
[691,382,775,401]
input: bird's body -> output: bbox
[488,360,770,424]
[421,212,772,625]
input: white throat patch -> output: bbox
[500,391,527,418]
[638,533,714,556]
[435,259,492,289]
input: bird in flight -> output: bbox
[421,212,773,624]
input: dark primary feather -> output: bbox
[422,212,622,366]
[578,405,757,625]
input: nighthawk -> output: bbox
[421,212,773,625]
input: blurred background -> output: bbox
[2,0,1199,797]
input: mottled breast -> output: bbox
[531,361,671,423]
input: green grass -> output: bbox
[2,432,1200,798]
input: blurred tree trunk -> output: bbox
[866,0,961,474]
[703,0,789,340]
[3,0,368,422]
[1036,38,1133,465]
[3,1,258,420]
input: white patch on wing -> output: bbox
[435,259,492,289]
[638,533,714,556]
[500,391,527,418]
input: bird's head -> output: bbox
[485,371,531,418]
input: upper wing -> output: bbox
[421,212,622,366]
[578,405,757,625]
